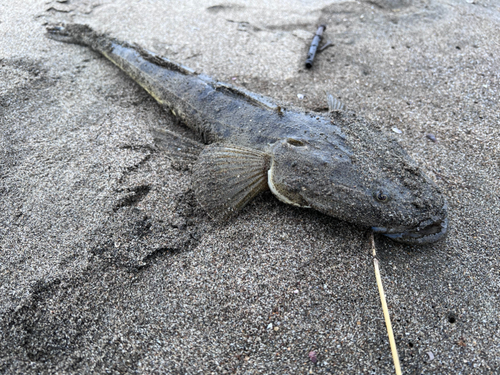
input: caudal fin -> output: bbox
[46,23,98,47]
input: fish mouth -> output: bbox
[372,207,448,244]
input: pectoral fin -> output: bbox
[151,127,203,169]
[192,144,270,221]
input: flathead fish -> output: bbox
[47,24,448,244]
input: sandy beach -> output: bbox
[1,0,499,373]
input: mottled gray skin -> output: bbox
[46,24,447,244]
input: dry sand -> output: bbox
[1,0,499,373]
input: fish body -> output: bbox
[47,24,448,244]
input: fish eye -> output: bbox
[287,138,305,147]
[374,190,390,203]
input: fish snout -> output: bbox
[372,203,448,244]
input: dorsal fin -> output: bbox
[327,93,346,112]
[192,144,270,221]
[198,74,278,111]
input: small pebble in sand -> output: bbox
[426,133,437,142]
[309,351,318,363]
[297,94,304,100]
[392,127,402,134]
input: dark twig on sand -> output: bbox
[305,24,326,69]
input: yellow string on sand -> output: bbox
[370,233,402,375]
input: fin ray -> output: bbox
[327,93,346,112]
[151,127,203,165]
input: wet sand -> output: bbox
[1,0,499,373]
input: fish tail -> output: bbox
[46,23,162,98]
[46,23,205,134]
[46,24,111,53]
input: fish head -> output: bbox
[267,114,448,244]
